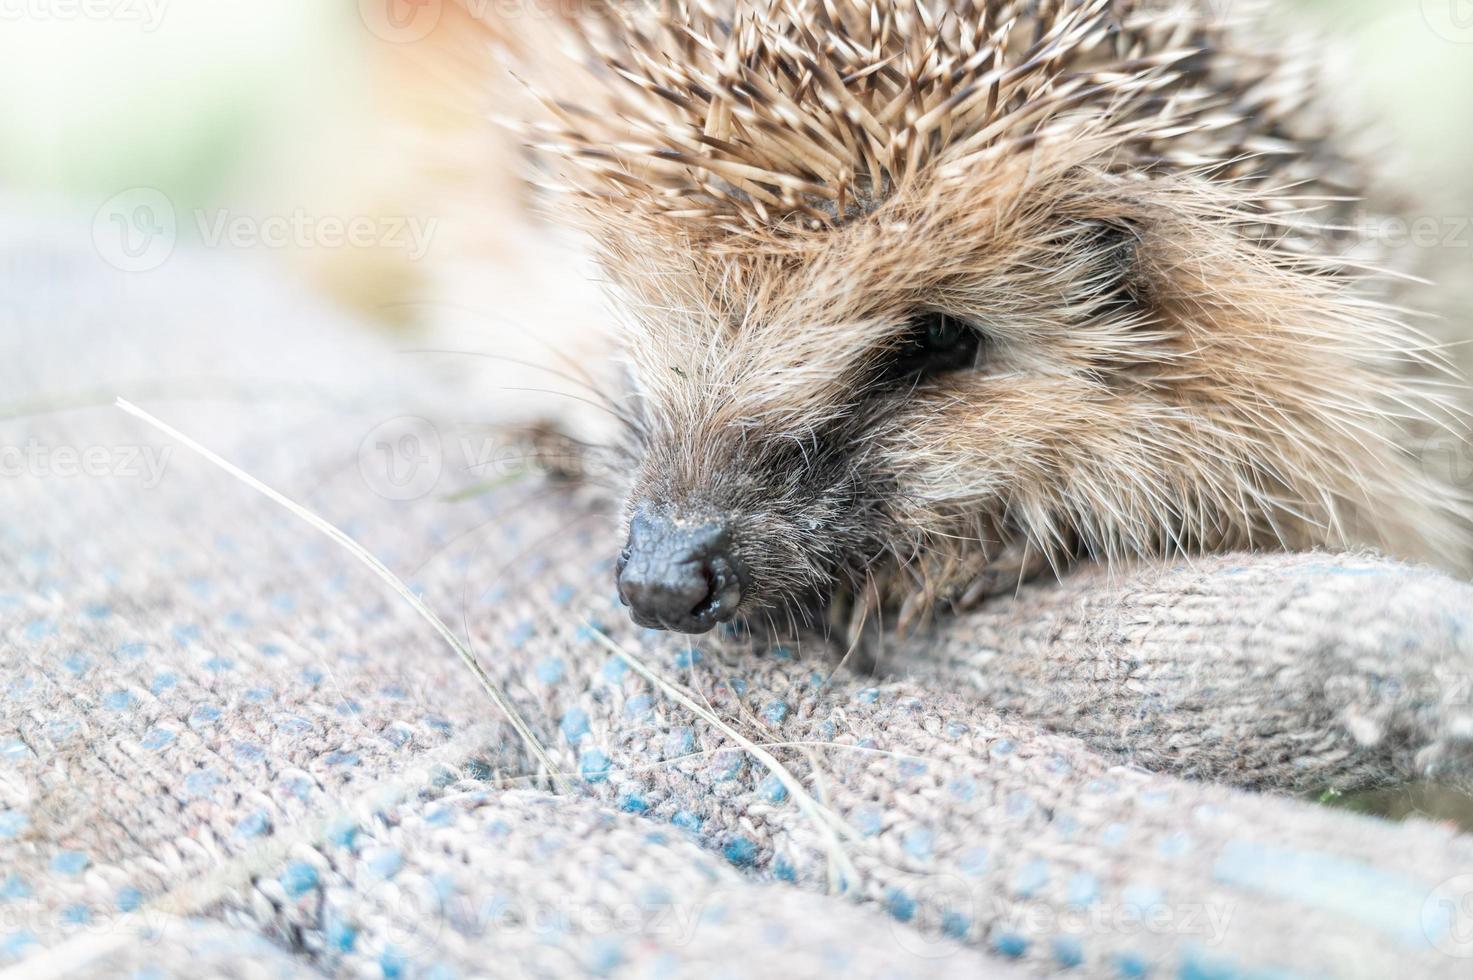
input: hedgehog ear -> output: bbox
[1078,218,1148,314]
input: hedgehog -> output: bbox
[462,0,1472,636]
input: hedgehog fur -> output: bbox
[477,0,1472,633]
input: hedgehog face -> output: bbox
[609,143,1146,626]
[611,163,1161,631]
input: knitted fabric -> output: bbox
[4,227,1473,979]
[897,554,1473,793]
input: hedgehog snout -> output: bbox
[615,504,747,634]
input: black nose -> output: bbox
[615,508,745,633]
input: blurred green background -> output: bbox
[0,1,369,217]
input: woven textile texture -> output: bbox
[4,226,1473,979]
[897,554,1473,793]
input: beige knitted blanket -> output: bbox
[4,226,1473,979]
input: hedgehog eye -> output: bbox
[893,312,981,379]
[921,313,965,351]
[1079,220,1143,314]
[867,312,983,391]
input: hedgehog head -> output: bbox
[517,0,1468,633]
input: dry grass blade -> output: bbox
[113,397,569,793]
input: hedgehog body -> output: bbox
[474,0,1471,633]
